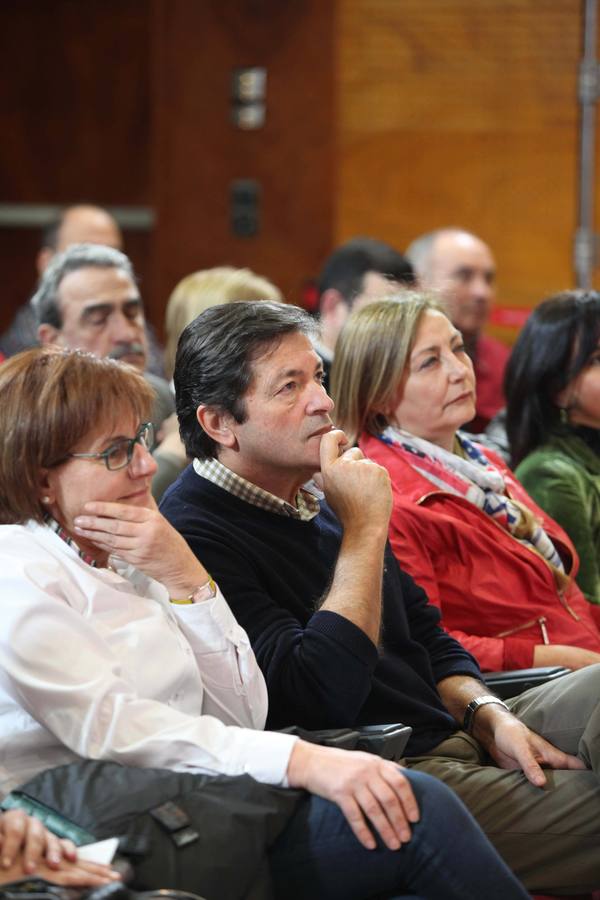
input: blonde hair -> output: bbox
[331,293,443,444]
[164,266,282,378]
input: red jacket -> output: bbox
[360,431,600,671]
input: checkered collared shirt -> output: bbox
[193,457,322,522]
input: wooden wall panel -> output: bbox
[0,0,152,334]
[0,0,151,203]
[151,0,336,314]
[2,0,598,347]
[335,0,592,338]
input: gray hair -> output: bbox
[32,243,136,328]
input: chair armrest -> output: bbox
[483,666,571,700]
[279,723,412,759]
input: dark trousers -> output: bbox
[269,769,529,900]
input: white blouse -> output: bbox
[0,522,296,795]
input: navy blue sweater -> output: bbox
[161,465,481,756]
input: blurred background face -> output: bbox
[556,339,600,429]
[353,271,402,309]
[37,206,123,276]
[56,207,122,254]
[423,233,496,339]
[53,266,147,370]
[391,309,476,449]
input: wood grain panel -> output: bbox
[335,0,594,338]
[151,0,336,315]
[0,0,154,335]
[0,0,151,204]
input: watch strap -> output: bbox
[463,695,509,735]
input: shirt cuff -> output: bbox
[234,730,298,786]
[171,586,250,648]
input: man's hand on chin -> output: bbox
[319,429,392,533]
[473,706,586,787]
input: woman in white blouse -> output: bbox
[0,346,528,900]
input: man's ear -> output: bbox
[36,248,53,276]
[319,289,346,323]
[196,405,238,451]
[37,323,62,347]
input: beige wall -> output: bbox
[335,0,593,342]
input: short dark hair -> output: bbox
[505,290,600,466]
[317,237,415,308]
[0,347,153,525]
[175,301,317,459]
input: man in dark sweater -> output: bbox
[162,300,600,894]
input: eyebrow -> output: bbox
[266,361,324,390]
[93,432,132,448]
[452,265,496,278]
[80,298,142,317]
[412,333,464,358]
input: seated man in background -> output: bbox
[315,236,415,390]
[162,299,600,896]
[405,228,509,431]
[0,204,123,359]
[0,204,165,377]
[34,242,174,437]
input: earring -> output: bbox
[41,496,51,504]
[559,407,569,425]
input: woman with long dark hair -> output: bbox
[506,290,600,609]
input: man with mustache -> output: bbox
[35,243,174,433]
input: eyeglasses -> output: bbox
[67,422,155,471]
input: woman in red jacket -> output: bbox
[331,294,600,672]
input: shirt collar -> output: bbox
[193,457,322,521]
[44,514,101,567]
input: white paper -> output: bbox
[77,836,119,865]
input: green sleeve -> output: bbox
[516,457,600,604]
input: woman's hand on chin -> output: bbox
[73,501,210,597]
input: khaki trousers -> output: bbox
[403,664,600,894]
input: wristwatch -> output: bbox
[170,577,217,605]
[463,695,509,735]
[188,577,217,604]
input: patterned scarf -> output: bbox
[380,425,565,575]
